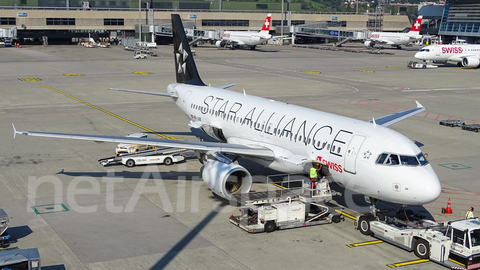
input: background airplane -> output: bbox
[14,14,441,209]
[364,16,423,49]
[215,14,272,50]
[415,44,480,68]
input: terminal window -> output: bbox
[202,20,249,27]
[46,18,75,25]
[104,19,124,26]
[272,20,305,26]
[0,17,16,25]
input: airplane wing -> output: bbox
[12,125,275,160]
[370,101,426,127]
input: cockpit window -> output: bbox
[418,49,430,52]
[376,153,388,164]
[400,155,420,166]
[417,153,429,166]
[376,153,421,166]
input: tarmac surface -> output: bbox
[0,42,479,270]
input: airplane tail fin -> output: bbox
[171,14,205,86]
[408,15,423,35]
[260,14,272,34]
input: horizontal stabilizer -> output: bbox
[109,88,177,97]
[370,101,426,127]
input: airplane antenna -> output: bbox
[243,89,246,96]
[372,117,377,128]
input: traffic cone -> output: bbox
[445,198,453,214]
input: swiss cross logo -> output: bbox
[264,20,270,28]
[414,21,420,30]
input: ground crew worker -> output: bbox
[310,164,318,190]
[466,207,474,219]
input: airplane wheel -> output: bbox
[265,221,276,233]
[414,239,430,259]
[164,157,173,166]
[126,159,136,167]
[358,216,372,235]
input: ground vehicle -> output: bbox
[0,209,10,248]
[230,177,343,233]
[439,119,465,127]
[355,211,480,269]
[462,124,480,132]
[122,154,184,167]
[407,60,437,69]
[134,51,147,59]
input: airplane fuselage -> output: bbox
[369,32,421,46]
[168,83,441,206]
[222,31,271,46]
[415,44,480,63]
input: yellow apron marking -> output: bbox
[122,68,131,71]
[335,210,357,220]
[346,240,383,248]
[386,66,406,69]
[386,259,429,268]
[38,83,183,141]
[133,71,153,75]
[301,71,321,74]
[355,70,375,73]
[108,65,116,67]
[64,73,85,76]
[19,78,41,82]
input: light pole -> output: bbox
[281,0,284,45]
[139,0,141,42]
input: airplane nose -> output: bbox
[411,171,441,204]
[414,52,422,59]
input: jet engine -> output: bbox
[364,40,374,47]
[215,40,225,48]
[202,160,252,200]
[462,57,480,68]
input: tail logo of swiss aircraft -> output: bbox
[261,14,272,32]
[176,43,188,74]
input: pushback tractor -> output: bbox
[355,210,480,269]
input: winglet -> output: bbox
[415,100,424,108]
[12,123,16,139]
[372,118,377,128]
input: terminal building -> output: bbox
[1,0,479,45]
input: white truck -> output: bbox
[134,51,147,59]
[407,60,438,69]
[122,154,184,167]
[355,211,480,269]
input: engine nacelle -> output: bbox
[202,160,252,199]
[462,57,480,68]
[364,40,374,47]
[215,40,225,48]
[201,125,227,142]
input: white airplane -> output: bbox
[415,44,480,68]
[14,14,441,208]
[215,14,272,50]
[365,16,423,49]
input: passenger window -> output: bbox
[337,147,341,153]
[332,146,336,152]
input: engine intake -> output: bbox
[462,57,480,68]
[215,40,225,48]
[202,160,252,199]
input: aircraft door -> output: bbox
[183,90,192,109]
[344,135,366,174]
[435,46,440,56]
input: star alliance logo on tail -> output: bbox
[176,43,189,74]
